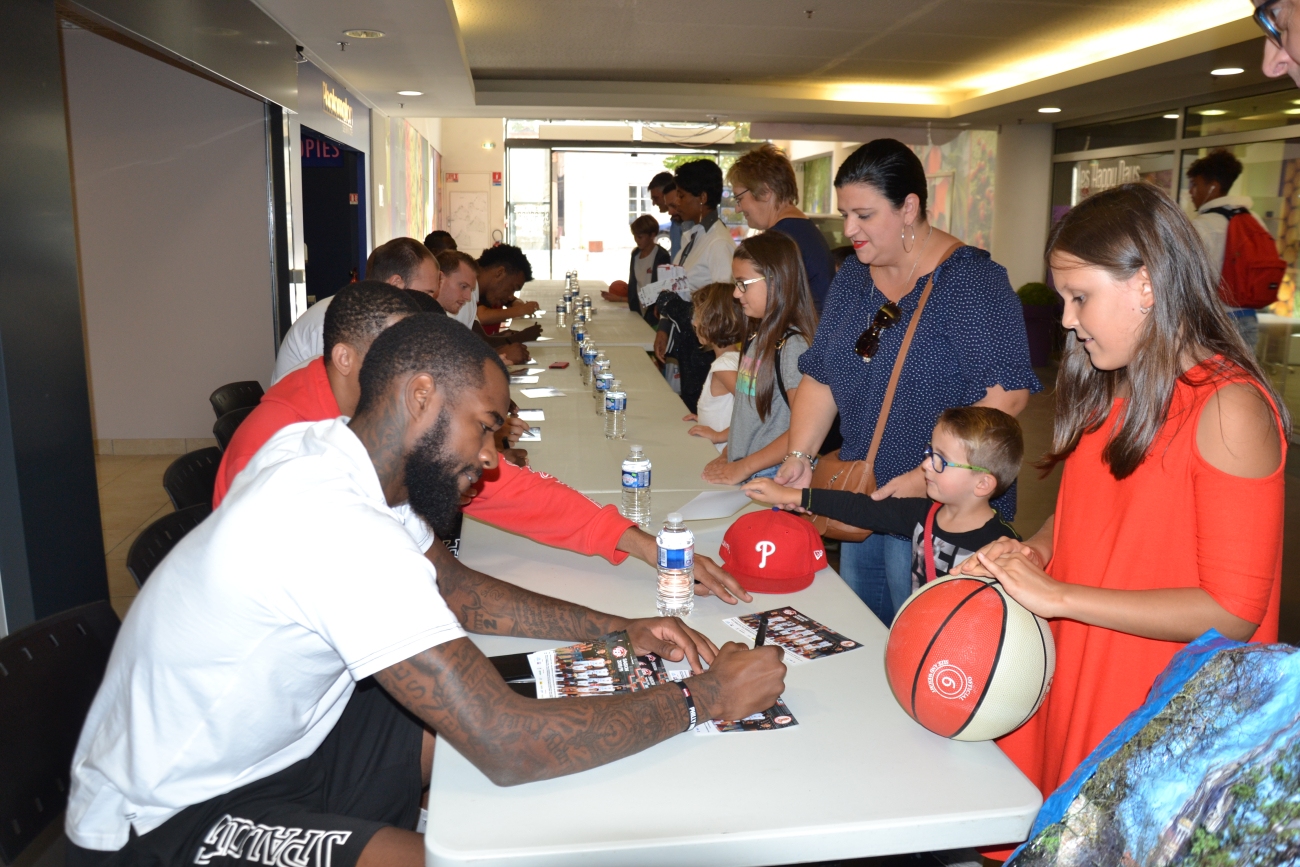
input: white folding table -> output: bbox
[425,289,1042,866]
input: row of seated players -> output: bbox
[215,280,751,601]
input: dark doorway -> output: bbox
[301,128,366,304]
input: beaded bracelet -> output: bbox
[783,451,814,464]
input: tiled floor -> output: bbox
[93,371,1300,644]
[96,453,176,619]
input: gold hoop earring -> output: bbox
[901,224,915,254]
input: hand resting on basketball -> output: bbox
[952,537,1047,577]
[973,549,1065,620]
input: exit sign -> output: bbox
[446,172,459,182]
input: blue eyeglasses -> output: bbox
[1256,0,1286,46]
[923,445,990,475]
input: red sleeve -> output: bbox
[462,461,636,563]
[212,401,308,508]
[1193,454,1284,628]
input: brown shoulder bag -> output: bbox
[806,242,962,542]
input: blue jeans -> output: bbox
[747,465,780,481]
[840,533,913,626]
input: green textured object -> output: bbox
[1017,282,1057,307]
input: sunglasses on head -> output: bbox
[855,302,901,362]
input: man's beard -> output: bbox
[404,409,473,538]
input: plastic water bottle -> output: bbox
[580,342,598,383]
[594,369,613,415]
[620,444,651,529]
[572,316,586,357]
[605,380,627,439]
[583,295,594,319]
[556,302,567,327]
[656,513,694,617]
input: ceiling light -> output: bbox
[1210,67,1244,76]
[343,29,384,38]
[1285,108,1300,115]
[1199,109,1228,116]
[1163,113,1179,119]
[397,91,422,96]
[1037,107,1061,114]
[482,141,496,149]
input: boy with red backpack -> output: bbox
[1187,148,1287,353]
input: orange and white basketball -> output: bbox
[885,575,1054,742]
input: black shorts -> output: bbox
[67,678,424,867]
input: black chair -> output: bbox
[209,381,263,419]
[162,446,222,511]
[125,504,211,587]
[213,406,254,451]
[0,601,120,863]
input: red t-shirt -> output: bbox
[212,358,635,562]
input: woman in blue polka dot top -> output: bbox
[775,139,1041,627]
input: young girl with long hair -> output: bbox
[701,231,818,484]
[954,183,1288,854]
[684,282,747,452]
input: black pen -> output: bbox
[754,613,768,648]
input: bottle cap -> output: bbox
[666,512,684,526]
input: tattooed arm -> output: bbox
[425,539,719,670]
[374,636,785,786]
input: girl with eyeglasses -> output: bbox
[951,183,1288,858]
[700,232,817,485]
[777,138,1039,627]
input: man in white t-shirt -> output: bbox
[433,249,479,318]
[272,237,443,384]
[67,313,784,867]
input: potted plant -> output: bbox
[1017,281,1058,368]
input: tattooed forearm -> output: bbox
[425,541,624,641]
[375,637,693,786]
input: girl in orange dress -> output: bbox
[953,183,1289,859]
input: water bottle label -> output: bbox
[596,377,613,391]
[582,351,596,365]
[606,394,626,412]
[621,468,649,488]
[657,546,693,570]
[575,329,586,342]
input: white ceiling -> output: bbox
[250,0,1281,128]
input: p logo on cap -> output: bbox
[721,509,826,594]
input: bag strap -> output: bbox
[1205,206,1248,221]
[923,501,941,585]
[862,241,964,473]
[773,329,797,408]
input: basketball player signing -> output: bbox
[885,576,1055,742]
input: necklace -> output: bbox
[876,224,934,298]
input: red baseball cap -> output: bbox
[720,509,827,594]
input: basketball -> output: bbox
[885,575,1055,742]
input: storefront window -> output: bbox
[1184,90,1300,138]
[1051,152,1175,211]
[1053,112,1178,155]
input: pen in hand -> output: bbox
[754,613,768,648]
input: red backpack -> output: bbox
[1206,207,1287,309]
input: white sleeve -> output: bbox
[272,299,329,384]
[1191,213,1228,273]
[298,510,465,679]
[393,504,436,552]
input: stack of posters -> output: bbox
[527,631,797,735]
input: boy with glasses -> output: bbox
[743,406,1023,596]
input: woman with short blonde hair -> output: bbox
[728,143,834,311]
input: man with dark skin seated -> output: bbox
[66,313,784,867]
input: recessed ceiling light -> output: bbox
[1210,67,1244,76]
[1163,113,1179,119]
[1037,107,1061,114]
[1199,109,1228,116]
[397,91,423,96]
[1285,108,1300,115]
[343,29,384,38]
